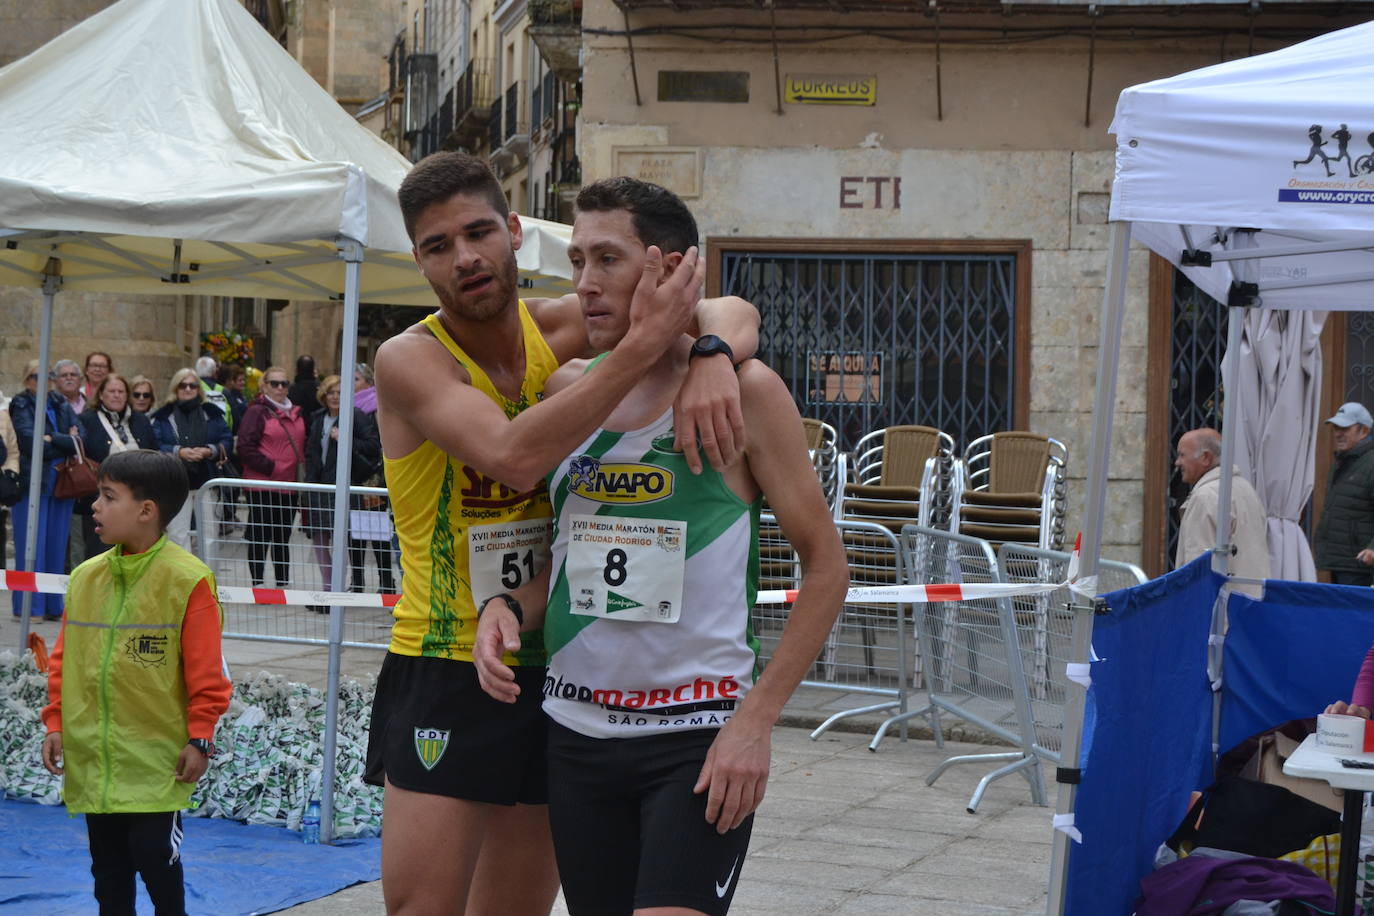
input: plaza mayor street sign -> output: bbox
[785,74,877,106]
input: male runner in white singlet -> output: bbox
[473,177,847,916]
[367,154,760,916]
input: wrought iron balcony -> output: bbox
[529,0,582,83]
[488,95,503,153]
[491,83,530,173]
[450,58,496,150]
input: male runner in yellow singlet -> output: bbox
[364,152,759,915]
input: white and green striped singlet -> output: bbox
[542,406,761,739]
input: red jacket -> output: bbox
[236,396,305,483]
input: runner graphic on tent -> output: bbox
[1292,124,1334,176]
[1331,124,1356,178]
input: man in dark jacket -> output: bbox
[287,355,318,415]
[1314,401,1374,585]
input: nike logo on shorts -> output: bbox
[715,855,740,898]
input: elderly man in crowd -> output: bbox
[1314,402,1374,586]
[1175,427,1270,594]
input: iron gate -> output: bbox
[1166,272,1227,566]
[719,250,1018,451]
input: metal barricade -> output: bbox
[997,543,1146,763]
[899,524,1046,812]
[752,515,923,749]
[197,478,399,650]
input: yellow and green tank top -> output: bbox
[385,304,559,664]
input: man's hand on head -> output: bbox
[674,353,745,474]
[624,246,704,356]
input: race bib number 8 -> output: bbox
[566,514,686,624]
[468,518,552,603]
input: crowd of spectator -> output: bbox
[1,351,390,619]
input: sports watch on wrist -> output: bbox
[688,334,734,365]
[478,592,525,627]
[187,738,215,758]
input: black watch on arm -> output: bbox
[477,593,525,627]
[187,738,215,758]
[689,334,735,366]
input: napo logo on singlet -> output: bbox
[414,728,450,771]
[567,455,673,505]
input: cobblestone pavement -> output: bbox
[2,567,1056,915]
[277,722,1053,916]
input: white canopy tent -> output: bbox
[0,0,572,844]
[1050,20,1374,913]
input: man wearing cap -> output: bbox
[1174,428,1269,596]
[1314,402,1374,586]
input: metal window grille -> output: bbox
[1345,311,1374,408]
[719,250,1018,451]
[1166,272,1227,566]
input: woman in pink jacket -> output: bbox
[235,366,306,588]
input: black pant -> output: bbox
[86,811,185,916]
[1331,569,1374,587]
[246,490,296,586]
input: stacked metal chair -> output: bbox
[840,425,956,533]
[800,417,843,513]
[950,432,1068,551]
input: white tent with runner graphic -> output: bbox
[0,0,571,844]
[1049,19,1374,913]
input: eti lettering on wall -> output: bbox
[840,176,901,209]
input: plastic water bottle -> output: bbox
[302,799,320,844]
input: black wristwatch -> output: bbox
[187,738,215,758]
[477,593,525,627]
[689,334,734,365]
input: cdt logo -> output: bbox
[414,727,451,771]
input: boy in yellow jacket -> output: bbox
[41,449,232,915]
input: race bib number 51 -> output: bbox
[467,518,552,603]
[566,514,686,623]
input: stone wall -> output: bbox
[0,288,191,401]
[577,130,1152,563]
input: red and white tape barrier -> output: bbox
[3,569,1076,607]
[0,570,401,608]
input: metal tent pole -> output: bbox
[1214,307,1244,577]
[319,237,363,845]
[17,264,60,651]
[1207,305,1246,762]
[1045,220,1131,915]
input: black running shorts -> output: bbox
[364,652,549,805]
[547,720,755,916]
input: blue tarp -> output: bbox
[0,800,380,915]
[1066,563,1374,916]
[1222,579,1374,753]
[1065,555,1222,916]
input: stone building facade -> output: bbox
[570,0,1374,570]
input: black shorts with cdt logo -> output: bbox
[363,652,549,805]
[547,720,755,916]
